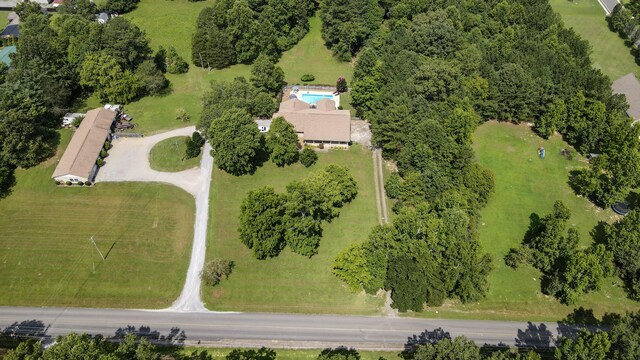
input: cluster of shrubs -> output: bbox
[96,140,111,167]
[185,132,205,159]
[301,74,315,82]
[55,180,92,187]
[299,146,318,167]
[200,258,234,287]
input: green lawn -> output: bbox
[418,122,639,321]
[0,130,195,308]
[278,16,353,85]
[149,136,201,172]
[550,0,639,80]
[204,145,385,314]
[111,0,351,135]
[0,11,10,29]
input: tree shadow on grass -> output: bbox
[522,213,542,245]
[590,222,608,246]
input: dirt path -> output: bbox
[372,148,389,225]
[372,150,383,225]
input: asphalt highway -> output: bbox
[0,307,566,350]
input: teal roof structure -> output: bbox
[0,46,16,66]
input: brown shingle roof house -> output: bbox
[273,98,351,146]
[52,108,116,183]
[612,73,640,124]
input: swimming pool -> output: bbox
[301,93,334,104]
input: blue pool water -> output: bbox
[300,93,333,104]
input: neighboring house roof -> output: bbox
[0,45,16,66]
[612,73,640,120]
[52,108,116,179]
[0,0,49,10]
[274,99,351,143]
[279,98,312,112]
[0,23,19,37]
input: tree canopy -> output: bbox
[208,107,265,175]
[192,0,314,68]
[266,117,299,167]
[239,166,358,259]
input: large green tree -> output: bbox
[555,330,611,360]
[79,52,141,103]
[239,187,287,259]
[208,108,264,175]
[320,0,384,60]
[101,17,152,69]
[409,337,481,360]
[266,117,299,166]
[605,210,640,300]
[250,54,285,96]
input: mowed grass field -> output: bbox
[550,0,639,80]
[278,16,353,85]
[0,10,10,29]
[149,136,201,172]
[203,145,385,314]
[0,130,195,308]
[419,122,640,321]
[118,0,352,134]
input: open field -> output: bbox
[203,145,385,314]
[111,0,351,135]
[417,122,640,321]
[149,136,201,172]
[183,347,400,360]
[278,16,354,85]
[550,0,639,80]
[0,130,195,308]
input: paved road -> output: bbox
[0,307,567,350]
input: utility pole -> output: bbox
[90,236,105,261]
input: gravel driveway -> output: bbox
[96,126,202,195]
